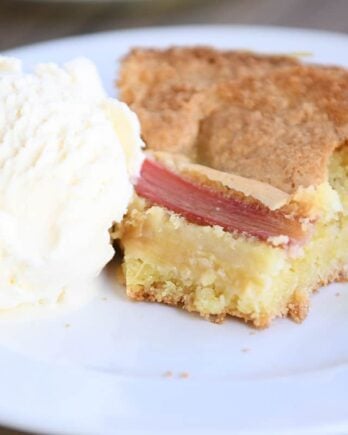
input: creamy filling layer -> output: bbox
[122,201,348,326]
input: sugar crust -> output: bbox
[119,47,348,193]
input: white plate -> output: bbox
[1,25,348,435]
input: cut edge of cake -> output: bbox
[119,148,348,328]
[117,47,348,327]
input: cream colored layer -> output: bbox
[151,151,290,210]
[122,198,348,326]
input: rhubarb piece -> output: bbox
[135,159,306,245]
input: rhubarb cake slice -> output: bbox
[118,48,348,327]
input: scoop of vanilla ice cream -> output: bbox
[0,56,144,309]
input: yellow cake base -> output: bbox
[119,150,348,328]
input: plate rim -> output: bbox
[1,24,348,435]
[4,23,348,57]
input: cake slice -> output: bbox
[118,48,348,327]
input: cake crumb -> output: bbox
[163,371,173,378]
[65,323,70,328]
[249,331,256,336]
[241,347,250,353]
[335,292,341,297]
[179,372,189,379]
[102,297,108,301]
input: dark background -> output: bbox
[0,0,348,433]
[1,0,348,51]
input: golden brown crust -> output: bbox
[126,265,348,328]
[199,66,348,192]
[287,267,348,323]
[287,290,310,323]
[118,47,299,157]
[118,47,348,193]
[119,47,299,102]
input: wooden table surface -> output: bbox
[0,0,348,433]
